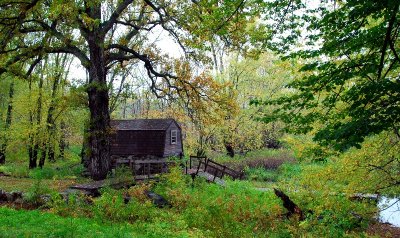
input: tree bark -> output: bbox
[59,121,66,160]
[225,142,235,158]
[80,120,90,168]
[86,15,111,180]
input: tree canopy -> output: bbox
[260,0,400,150]
[0,0,265,179]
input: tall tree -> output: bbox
[261,0,400,150]
[0,0,263,180]
[39,53,71,167]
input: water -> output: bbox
[378,197,400,227]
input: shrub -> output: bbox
[245,167,279,182]
[24,177,51,205]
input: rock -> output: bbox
[0,190,8,201]
[11,191,23,201]
[123,195,132,204]
[39,194,52,204]
[60,189,94,205]
[14,198,24,204]
[144,190,171,208]
[5,193,13,202]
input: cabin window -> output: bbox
[171,130,177,144]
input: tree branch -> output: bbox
[213,0,246,34]
[377,3,399,80]
[102,0,134,35]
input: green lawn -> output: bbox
[0,207,140,238]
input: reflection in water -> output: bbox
[378,197,400,227]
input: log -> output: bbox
[274,188,305,220]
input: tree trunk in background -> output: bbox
[0,81,15,164]
[28,76,37,169]
[29,59,46,169]
[41,75,58,165]
[42,54,66,164]
[36,71,44,168]
[59,121,66,160]
[225,142,235,158]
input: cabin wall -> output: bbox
[163,123,183,157]
[110,130,166,157]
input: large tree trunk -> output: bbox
[86,23,111,180]
[80,120,90,168]
[28,74,39,169]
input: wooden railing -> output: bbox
[133,159,177,180]
[187,155,244,181]
[113,155,244,182]
[114,158,177,180]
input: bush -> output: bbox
[245,167,279,182]
[216,149,296,173]
[23,177,51,205]
[0,164,29,178]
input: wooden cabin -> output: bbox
[110,119,184,177]
[110,118,183,159]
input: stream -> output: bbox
[378,197,400,227]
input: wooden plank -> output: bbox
[134,174,158,180]
[134,159,168,164]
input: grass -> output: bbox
[0,147,87,193]
[0,177,79,192]
[0,207,141,238]
[0,148,383,237]
[212,148,296,172]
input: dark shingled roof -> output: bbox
[110,119,177,131]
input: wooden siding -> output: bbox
[110,119,184,158]
[163,122,183,157]
[110,130,166,157]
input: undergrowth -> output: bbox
[42,166,377,237]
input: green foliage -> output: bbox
[92,188,155,224]
[262,1,400,151]
[110,165,133,182]
[49,192,93,218]
[23,176,51,205]
[0,159,380,237]
[245,167,279,182]
[0,164,30,178]
[282,134,338,162]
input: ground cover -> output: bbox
[0,149,397,237]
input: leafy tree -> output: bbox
[0,0,264,179]
[261,0,400,151]
[219,53,299,152]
